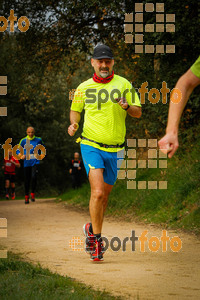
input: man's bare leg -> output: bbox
[102,182,113,213]
[5,179,10,198]
[89,169,114,234]
[89,168,104,234]
[5,179,10,189]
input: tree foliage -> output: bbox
[0,0,199,194]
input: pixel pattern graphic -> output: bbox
[69,236,84,252]
[124,3,175,53]
[117,138,167,189]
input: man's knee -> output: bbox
[91,189,104,202]
[5,181,9,188]
[32,167,38,179]
[32,174,36,181]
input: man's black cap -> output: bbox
[93,44,114,60]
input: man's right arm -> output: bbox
[68,85,84,137]
[17,139,26,160]
[166,69,200,134]
[158,69,200,158]
[68,110,81,136]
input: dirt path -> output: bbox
[0,199,199,299]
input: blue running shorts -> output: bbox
[80,144,124,185]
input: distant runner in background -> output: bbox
[69,152,82,189]
[2,149,20,200]
[18,127,45,204]
[159,56,200,157]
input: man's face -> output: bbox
[27,127,35,138]
[74,153,79,160]
[91,58,114,78]
[8,150,12,158]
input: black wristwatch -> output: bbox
[124,104,130,111]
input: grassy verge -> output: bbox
[58,139,200,235]
[0,252,118,300]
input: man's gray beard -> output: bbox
[99,71,109,78]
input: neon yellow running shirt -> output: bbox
[190,56,200,78]
[71,74,141,152]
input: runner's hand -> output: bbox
[115,97,129,110]
[68,123,79,136]
[158,132,178,158]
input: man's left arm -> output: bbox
[123,101,142,118]
[11,158,20,168]
[78,160,81,171]
[117,83,142,118]
[17,139,26,160]
[37,138,46,160]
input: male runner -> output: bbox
[2,149,20,199]
[68,45,141,261]
[18,127,45,204]
[159,56,200,157]
[69,152,82,189]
